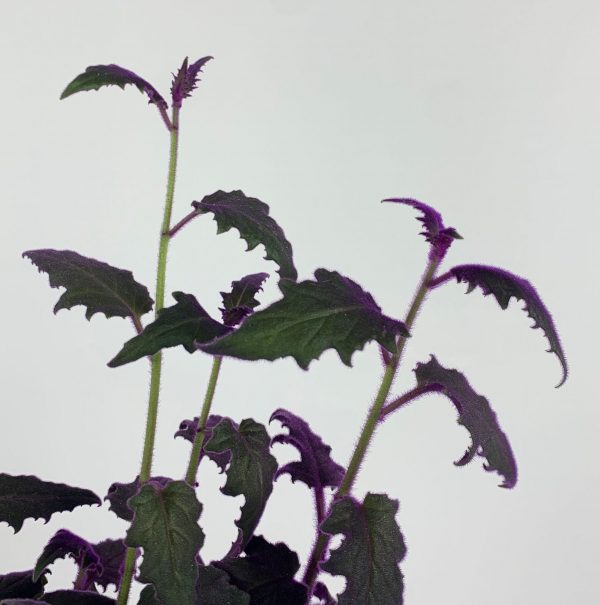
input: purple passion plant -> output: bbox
[3,57,567,605]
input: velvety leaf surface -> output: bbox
[197,565,250,605]
[0,570,47,601]
[175,416,231,472]
[23,250,153,322]
[105,476,170,522]
[93,539,127,591]
[0,474,100,533]
[214,536,307,605]
[204,419,277,552]
[321,493,406,605]
[171,56,213,107]
[192,191,297,282]
[202,269,408,369]
[137,586,159,605]
[448,264,568,386]
[42,591,115,605]
[33,530,100,582]
[60,64,167,110]
[383,198,461,261]
[108,292,229,367]
[270,408,344,491]
[220,273,269,327]
[414,356,518,488]
[126,480,204,605]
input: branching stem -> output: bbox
[380,383,444,419]
[167,208,202,238]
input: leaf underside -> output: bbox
[108,292,229,367]
[23,250,153,322]
[321,493,406,605]
[93,539,127,591]
[0,474,100,533]
[204,418,277,554]
[414,355,518,488]
[201,269,408,369]
[126,480,204,605]
[105,476,171,522]
[175,415,232,472]
[192,190,297,282]
[171,56,213,108]
[0,569,48,601]
[449,264,567,387]
[220,273,269,326]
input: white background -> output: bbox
[1,1,598,603]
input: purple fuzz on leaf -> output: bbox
[220,272,269,326]
[448,264,568,387]
[0,569,48,601]
[92,539,127,592]
[171,56,213,108]
[175,415,233,472]
[105,476,171,522]
[383,198,461,261]
[414,355,518,488]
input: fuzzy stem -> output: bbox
[168,208,202,237]
[380,383,444,419]
[185,356,223,485]
[303,259,439,595]
[117,107,180,605]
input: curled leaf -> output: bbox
[92,539,127,592]
[105,476,171,522]
[449,264,568,387]
[220,273,269,327]
[414,355,518,488]
[171,56,213,108]
[175,415,232,472]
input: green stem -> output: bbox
[117,107,180,605]
[185,356,223,485]
[303,258,439,593]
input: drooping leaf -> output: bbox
[192,191,297,282]
[214,536,307,605]
[448,264,568,387]
[60,64,167,111]
[23,250,153,322]
[0,570,47,601]
[108,292,229,367]
[204,419,277,552]
[0,474,100,533]
[105,476,171,522]
[126,480,204,605]
[175,415,231,472]
[33,530,100,582]
[414,355,518,488]
[201,269,408,369]
[42,591,115,605]
[171,56,213,108]
[92,539,127,591]
[383,198,461,261]
[321,493,406,605]
[270,408,344,492]
[197,566,250,605]
[220,273,269,327]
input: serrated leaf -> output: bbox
[204,419,277,552]
[414,355,518,488]
[126,480,204,605]
[171,56,213,108]
[24,250,153,322]
[192,191,297,282]
[175,415,232,472]
[214,536,307,605]
[220,273,269,327]
[92,539,127,591]
[105,476,171,522]
[0,570,47,601]
[0,474,100,533]
[201,269,408,370]
[270,408,344,492]
[108,292,229,367]
[33,530,99,582]
[449,264,568,387]
[383,198,461,261]
[321,493,406,605]
[42,592,115,605]
[197,566,250,605]
[61,64,167,110]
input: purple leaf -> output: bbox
[383,198,461,261]
[414,355,518,488]
[220,273,269,327]
[105,476,170,522]
[448,264,568,387]
[175,415,232,472]
[0,474,100,533]
[1,600,49,604]
[92,539,127,592]
[314,582,337,605]
[42,591,115,605]
[0,569,48,601]
[269,408,344,496]
[33,530,100,583]
[61,64,167,111]
[171,56,213,108]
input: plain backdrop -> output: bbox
[1,1,598,603]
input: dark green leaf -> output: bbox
[126,480,204,605]
[201,269,408,369]
[197,566,250,605]
[137,586,159,605]
[108,292,229,367]
[321,493,406,605]
[0,474,100,533]
[220,273,269,327]
[23,250,153,322]
[414,356,518,488]
[0,569,47,601]
[204,419,277,552]
[42,592,114,605]
[192,191,297,282]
